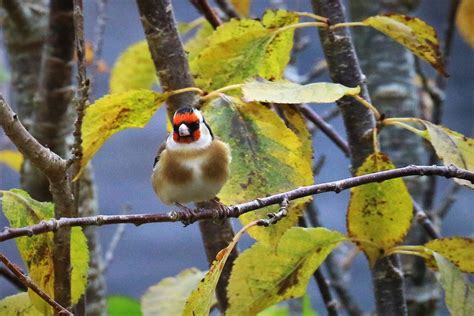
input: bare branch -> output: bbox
[0,253,72,315]
[0,266,27,291]
[215,0,240,19]
[300,104,350,157]
[190,0,222,29]
[435,183,461,218]
[413,201,441,239]
[2,0,33,31]
[92,0,109,71]
[0,95,66,179]
[0,164,471,243]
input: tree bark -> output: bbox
[311,1,407,315]
[349,1,439,314]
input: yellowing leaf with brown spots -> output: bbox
[185,21,214,64]
[141,268,209,316]
[203,97,313,244]
[432,252,474,316]
[0,293,39,316]
[0,150,23,172]
[425,237,474,274]
[191,10,298,91]
[227,227,345,315]
[110,41,157,93]
[78,90,166,179]
[182,221,252,315]
[363,14,446,76]
[457,0,474,47]
[243,79,361,104]
[347,153,413,266]
[279,105,313,163]
[231,0,251,16]
[2,189,89,315]
[418,120,474,188]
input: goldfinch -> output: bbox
[152,107,231,208]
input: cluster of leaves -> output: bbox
[1,6,473,316]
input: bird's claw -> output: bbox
[175,203,198,226]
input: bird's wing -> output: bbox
[153,141,167,168]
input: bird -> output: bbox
[151,106,231,213]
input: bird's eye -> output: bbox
[188,121,200,132]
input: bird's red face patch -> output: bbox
[172,112,201,144]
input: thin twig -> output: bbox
[0,266,27,291]
[321,107,340,122]
[305,204,363,316]
[300,216,339,316]
[190,0,222,29]
[300,105,350,157]
[0,164,472,242]
[102,204,130,273]
[413,201,441,239]
[0,253,73,315]
[215,0,240,19]
[435,183,461,218]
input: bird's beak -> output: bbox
[178,124,191,137]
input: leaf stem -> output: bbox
[201,84,244,101]
[274,22,328,35]
[382,118,426,137]
[331,22,367,29]
[352,95,381,120]
[294,11,328,23]
[167,87,204,99]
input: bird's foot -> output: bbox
[209,198,231,224]
[175,202,198,226]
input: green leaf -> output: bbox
[0,293,40,316]
[109,41,157,94]
[363,14,446,75]
[141,268,208,316]
[203,97,313,244]
[2,189,89,315]
[302,294,318,316]
[347,153,413,266]
[0,150,23,172]
[243,80,360,104]
[432,252,474,316]
[227,227,345,315]
[258,304,289,316]
[108,296,141,316]
[191,10,297,91]
[418,121,474,188]
[78,90,166,179]
[425,237,474,274]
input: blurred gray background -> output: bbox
[1,0,473,314]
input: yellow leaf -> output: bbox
[432,253,474,316]
[2,189,89,315]
[457,0,474,47]
[425,237,474,274]
[231,0,251,17]
[279,105,313,163]
[109,41,157,94]
[364,14,446,76]
[0,293,41,316]
[203,97,313,244]
[243,79,361,104]
[191,10,297,91]
[78,90,166,179]
[347,153,413,266]
[227,227,345,315]
[141,268,208,316]
[182,222,253,315]
[185,21,214,63]
[0,150,23,172]
[418,120,474,188]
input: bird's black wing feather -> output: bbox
[153,141,167,168]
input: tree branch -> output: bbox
[0,253,72,315]
[0,164,471,242]
[2,0,33,31]
[0,266,27,291]
[136,0,199,118]
[300,104,350,157]
[190,0,222,29]
[0,95,66,178]
[215,0,240,19]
